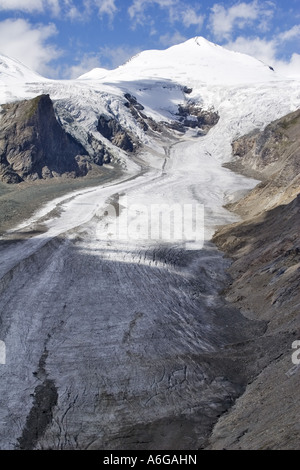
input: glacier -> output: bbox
[0,37,300,449]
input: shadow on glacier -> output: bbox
[0,232,269,450]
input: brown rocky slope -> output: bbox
[206,108,300,450]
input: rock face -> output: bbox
[97,115,135,152]
[207,108,300,450]
[0,94,89,183]
[123,93,165,133]
[226,109,300,217]
[177,104,219,132]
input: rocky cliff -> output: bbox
[177,104,219,133]
[97,114,136,152]
[207,108,300,450]
[0,94,92,183]
[225,109,300,218]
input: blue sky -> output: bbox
[0,0,299,78]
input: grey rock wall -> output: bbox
[0,94,88,183]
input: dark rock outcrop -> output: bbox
[182,86,193,94]
[124,93,149,132]
[97,114,135,152]
[122,93,220,138]
[123,93,167,134]
[176,104,220,131]
[86,133,111,165]
[0,94,91,183]
[124,93,145,111]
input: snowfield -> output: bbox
[0,37,300,449]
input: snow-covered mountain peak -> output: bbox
[78,67,110,80]
[175,36,217,49]
[80,36,283,87]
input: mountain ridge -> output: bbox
[78,36,281,85]
[0,53,47,83]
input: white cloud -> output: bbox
[65,6,81,20]
[159,31,187,47]
[62,0,118,21]
[128,0,204,35]
[128,0,180,26]
[225,36,276,66]
[225,31,300,79]
[278,25,300,42]
[128,0,144,19]
[182,7,204,29]
[94,0,117,19]
[63,0,84,21]
[129,0,168,21]
[0,18,62,76]
[47,0,60,16]
[0,0,118,20]
[66,53,103,78]
[98,45,141,68]
[275,53,300,79]
[65,44,143,74]
[209,1,274,41]
[0,0,44,11]
[0,0,60,14]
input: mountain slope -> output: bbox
[0,54,46,84]
[225,108,300,217]
[208,109,300,449]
